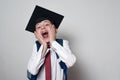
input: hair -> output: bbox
[35,17,54,25]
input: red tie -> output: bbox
[45,43,51,80]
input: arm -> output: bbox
[27,43,48,75]
[51,40,76,68]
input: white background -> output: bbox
[0,0,120,80]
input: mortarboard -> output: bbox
[25,5,64,33]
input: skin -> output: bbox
[34,20,58,55]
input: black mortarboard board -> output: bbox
[25,5,64,33]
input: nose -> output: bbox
[41,26,45,29]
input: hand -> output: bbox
[48,25,57,44]
[34,31,47,56]
[34,31,47,46]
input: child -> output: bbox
[25,5,76,80]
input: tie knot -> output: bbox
[47,42,50,48]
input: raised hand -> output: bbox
[34,31,47,56]
[48,25,57,44]
[34,31,47,46]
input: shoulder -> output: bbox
[56,38,69,42]
[56,39,69,46]
[63,39,69,43]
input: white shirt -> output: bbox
[27,40,76,80]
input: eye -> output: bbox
[45,23,50,27]
[36,26,41,29]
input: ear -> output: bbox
[55,29,58,33]
[34,31,36,34]
[52,24,58,33]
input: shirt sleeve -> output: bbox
[51,40,76,68]
[27,43,48,75]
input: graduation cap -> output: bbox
[25,5,64,33]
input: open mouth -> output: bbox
[42,31,49,38]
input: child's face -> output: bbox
[35,20,57,42]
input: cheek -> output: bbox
[47,25,54,30]
[36,29,41,34]
[46,26,51,31]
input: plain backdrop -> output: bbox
[0,0,120,80]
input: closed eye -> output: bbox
[45,23,50,27]
[36,26,41,29]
